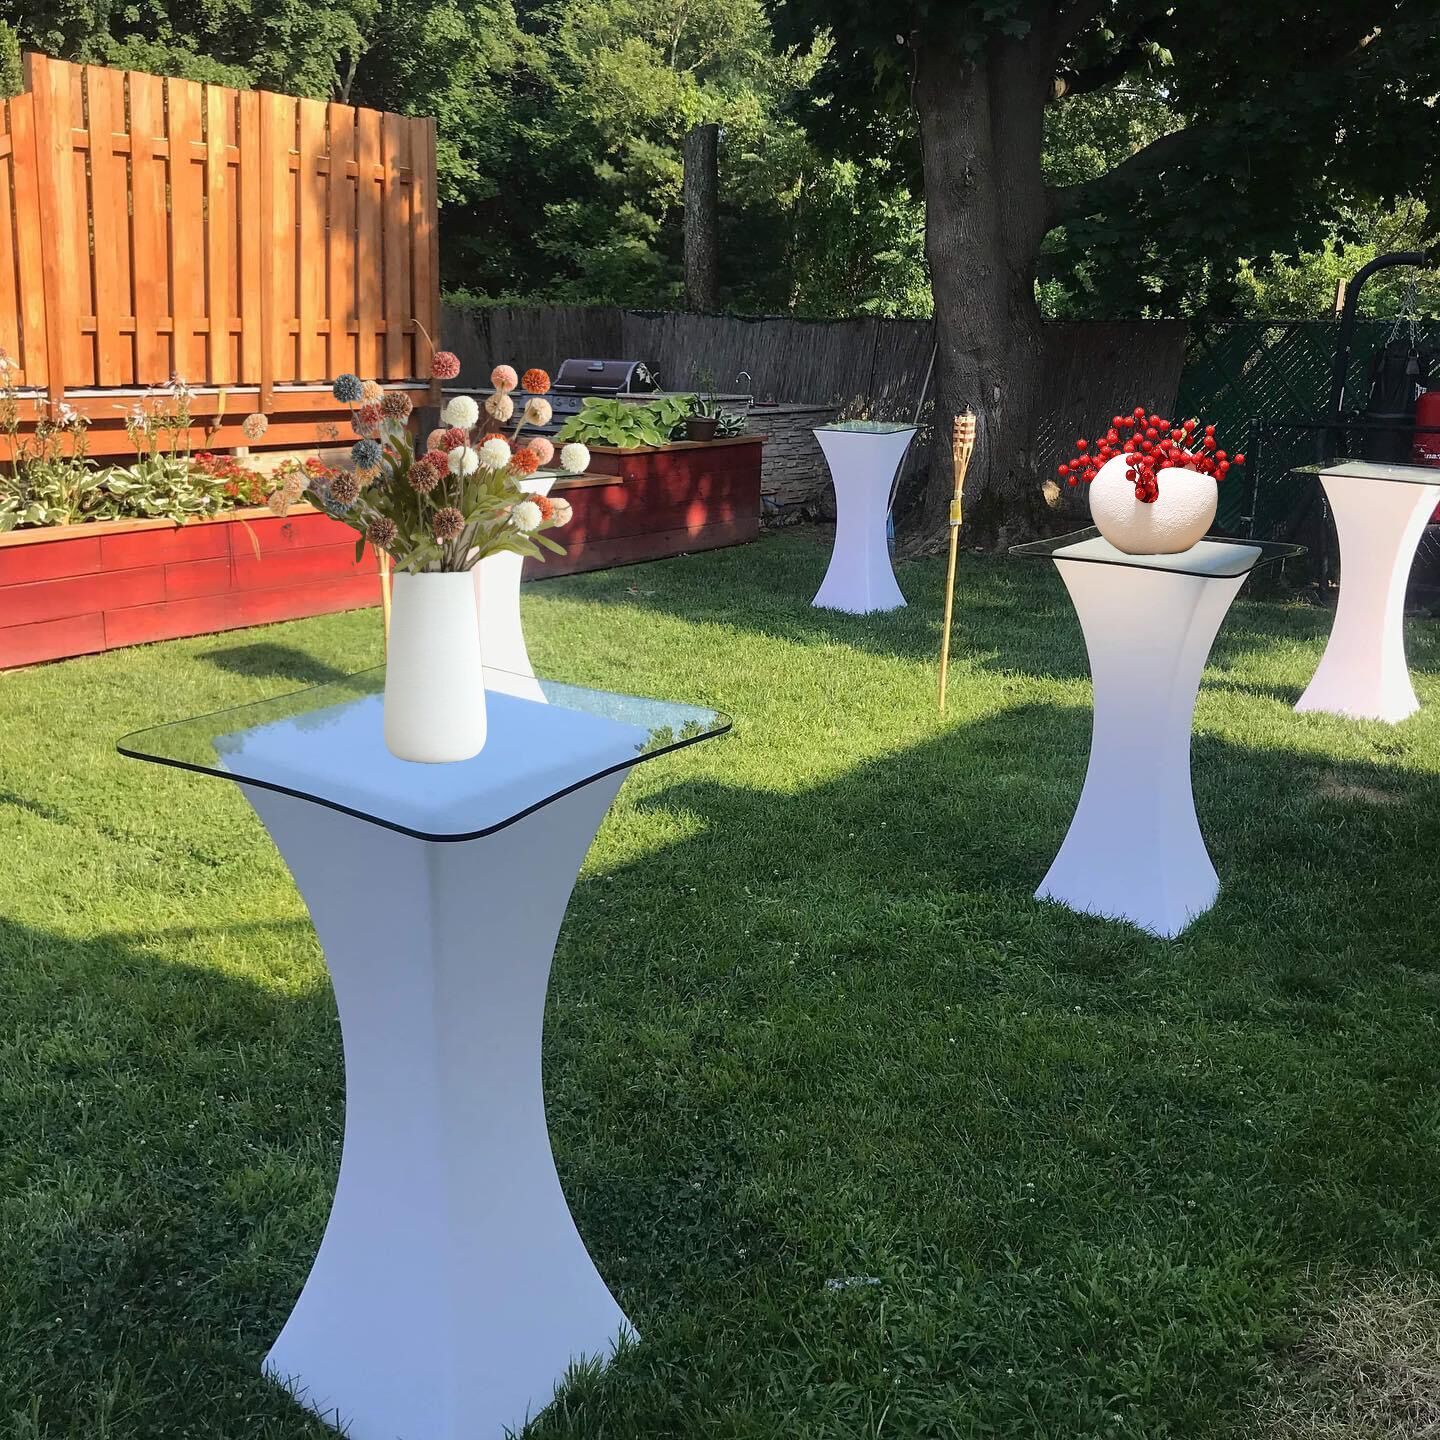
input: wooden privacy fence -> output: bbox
[0,54,438,413]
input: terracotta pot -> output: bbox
[1088,454,1217,555]
[685,416,719,442]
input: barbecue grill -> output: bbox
[540,358,658,430]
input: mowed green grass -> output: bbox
[3,529,1440,1440]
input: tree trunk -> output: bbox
[901,35,1051,553]
[683,123,720,313]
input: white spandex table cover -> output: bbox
[1295,460,1440,723]
[811,423,916,613]
[119,673,729,1440]
[473,473,558,700]
[1015,532,1284,938]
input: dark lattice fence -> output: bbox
[1176,319,1440,536]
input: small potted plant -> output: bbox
[685,371,722,442]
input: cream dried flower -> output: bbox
[524,397,553,427]
[511,499,543,533]
[241,412,269,441]
[485,391,515,423]
[283,474,305,501]
[549,496,573,526]
[449,445,480,477]
[442,395,480,429]
[479,437,511,471]
[267,491,291,517]
[559,442,590,475]
[360,379,384,404]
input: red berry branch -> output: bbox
[1057,407,1244,505]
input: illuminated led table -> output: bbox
[119,672,729,1440]
[1012,529,1302,938]
[811,421,916,613]
[475,473,558,691]
[1295,460,1440,722]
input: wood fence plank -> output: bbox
[326,102,356,380]
[167,78,205,383]
[204,85,232,384]
[380,112,409,378]
[25,55,80,399]
[0,101,22,373]
[355,106,382,381]
[6,95,49,388]
[237,89,262,385]
[410,116,436,382]
[266,92,297,385]
[296,98,328,381]
[127,71,169,381]
[86,66,131,385]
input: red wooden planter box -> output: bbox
[0,505,381,669]
[527,435,762,580]
[0,437,762,668]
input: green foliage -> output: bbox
[554,395,694,448]
[0,456,234,530]
[0,20,23,96]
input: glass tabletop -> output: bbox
[814,421,917,435]
[118,668,730,842]
[1010,527,1304,578]
[1293,459,1440,487]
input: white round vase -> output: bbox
[384,570,488,763]
[1088,454,1217,555]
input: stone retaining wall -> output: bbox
[744,402,839,513]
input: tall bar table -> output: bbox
[1294,460,1440,723]
[811,421,916,613]
[1012,529,1301,938]
[119,670,730,1440]
[474,473,558,700]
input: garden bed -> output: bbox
[533,435,762,579]
[0,504,381,669]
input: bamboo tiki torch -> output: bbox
[938,410,977,712]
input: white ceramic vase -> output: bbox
[384,570,488,763]
[1088,453,1217,555]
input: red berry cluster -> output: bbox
[1058,407,1244,505]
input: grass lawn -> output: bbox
[4,528,1440,1439]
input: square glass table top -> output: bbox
[1010,527,1304,579]
[118,668,730,842]
[814,421,917,435]
[1292,459,1440,487]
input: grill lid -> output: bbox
[551,359,655,394]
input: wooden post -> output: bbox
[682,123,719,313]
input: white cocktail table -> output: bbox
[1012,529,1301,938]
[811,422,916,613]
[474,473,559,699]
[119,671,729,1440]
[1295,460,1440,723]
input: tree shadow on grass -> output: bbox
[200,642,353,688]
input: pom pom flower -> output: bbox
[353,402,384,439]
[437,426,469,452]
[409,451,445,493]
[332,373,364,404]
[431,351,461,381]
[521,368,550,395]
[511,499,543,533]
[448,445,480,477]
[381,391,413,421]
[524,397,552,427]
[526,436,555,466]
[479,437,512,471]
[491,364,518,392]
[351,438,383,471]
[510,446,541,476]
[442,395,480,429]
[241,412,269,441]
[485,392,515,423]
[549,496,573,526]
[368,516,398,550]
[559,442,590,475]
[361,380,384,404]
[330,472,361,507]
[432,506,465,542]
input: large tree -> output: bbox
[767,0,1440,546]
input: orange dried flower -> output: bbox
[521,368,550,394]
[510,446,540,476]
